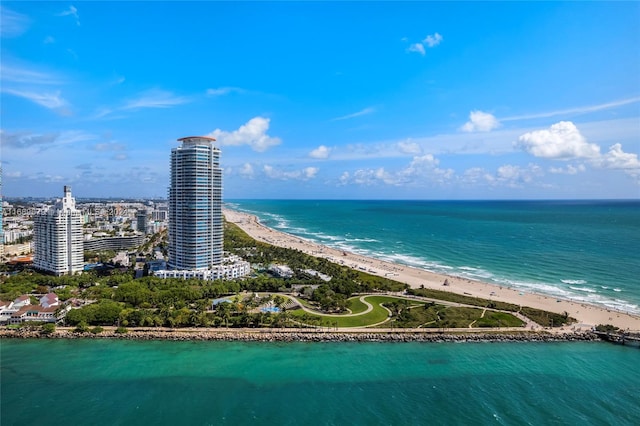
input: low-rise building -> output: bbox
[9,305,58,324]
[39,293,60,308]
[269,264,294,278]
[154,255,250,281]
[2,293,61,324]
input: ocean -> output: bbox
[3,200,640,424]
[2,339,639,425]
[227,200,640,315]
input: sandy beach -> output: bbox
[224,208,640,332]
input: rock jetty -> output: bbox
[0,327,600,343]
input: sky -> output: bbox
[1,1,639,200]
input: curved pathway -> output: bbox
[289,295,374,317]
[285,292,542,330]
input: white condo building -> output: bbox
[33,186,84,275]
[168,136,224,270]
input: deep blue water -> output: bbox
[228,200,640,314]
[2,340,639,425]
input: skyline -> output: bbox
[1,2,639,200]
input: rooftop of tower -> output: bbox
[177,136,217,146]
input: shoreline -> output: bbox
[223,208,640,332]
[0,327,600,343]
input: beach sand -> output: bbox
[224,208,640,332]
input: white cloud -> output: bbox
[496,164,544,187]
[2,88,69,112]
[549,164,586,175]
[460,164,543,188]
[111,154,128,161]
[123,90,189,110]
[304,167,319,179]
[406,43,425,56]
[347,168,396,186]
[402,154,439,174]
[340,154,454,187]
[503,96,640,122]
[309,145,331,159]
[599,144,640,172]
[239,163,255,178]
[93,142,126,152]
[206,86,247,96]
[43,35,55,44]
[208,117,281,152]
[337,171,353,185]
[397,141,422,155]
[0,64,63,85]
[406,32,442,55]
[1,130,94,151]
[331,107,375,121]
[517,122,639,182]
[517,121,601,160]
[57,5,80,26]
[461,110,501,133]
[263,165,318,181]
[4,170,23,178]
[1,6,30,37]
[461,167,495,185]
[423,32,443,47]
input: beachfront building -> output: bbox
[164,136,249,281]
[169,136,223,270]
[154,255,250,280]
[33,186,84,276]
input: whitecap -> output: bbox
[569,286,597,293]
[561,279,587,285]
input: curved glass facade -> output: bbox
[168,137,223,270]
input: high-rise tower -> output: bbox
[168,136,223,270]
[33,186,84,275]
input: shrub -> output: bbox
[595,324,620,333]
[74,320,89,333]
[41,323,56,334]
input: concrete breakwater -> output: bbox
[0,328,600,343]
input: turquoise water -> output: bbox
[228,200,640,314]
[2,339,639,425]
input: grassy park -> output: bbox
[288,295,525,329]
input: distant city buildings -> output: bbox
[83,234,144,252]
[136,209,148,233]
[33,186,84,276]
[3,136,250,282]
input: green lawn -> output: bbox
[346,297,369,315]
[290,295,418,328]
[290,295,524,329]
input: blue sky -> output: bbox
[1,2,639,199]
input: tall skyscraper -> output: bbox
[168,136,223,270]
[33,186,84,275]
